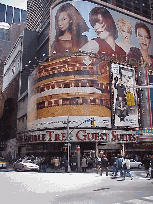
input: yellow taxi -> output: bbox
[0,157,7,169]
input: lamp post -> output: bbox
[67,109,71,172]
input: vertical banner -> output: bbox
[112,63,139,127]
[149,75,153,126]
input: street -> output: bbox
[0,168,153,204]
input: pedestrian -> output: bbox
[111,154,117,176]
[143,154,150,178]
[50,157,54,169]
[100,155,108,176]
[122,155,133,180]
[115,154,123,177]
[54,157,59,170]
[81,156,87,172]
[64,159,68,172]
[41,156,47,172]
[87,156,93,170]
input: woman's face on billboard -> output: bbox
[93,14,110,40]
[58,11,70,32]
[137,27,150,51]
[120,26,132,42]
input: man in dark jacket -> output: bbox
[100,155,108,176]
[143,154,150,177]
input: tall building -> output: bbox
[0,4,27,153]
[1,0,153,160]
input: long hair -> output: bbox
[55,3,89,49]
[89,6,118,40]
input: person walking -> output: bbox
[143,154,150,178]
[122,155,133,180]
[81,156,87,172]
[100,155,108,176]
[115,154,123,177]
[111,154,117,176]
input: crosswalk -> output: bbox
[125,196,153,203]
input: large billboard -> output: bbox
[50,1,153,67]
[112,63,139,127]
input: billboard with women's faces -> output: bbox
[50,1,153,67]
[112,63,139,127]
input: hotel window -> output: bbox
[40,87,45,93]
[37,101,45,109]
[81,81,87,87]
[48,101,52,107]
[71,97,79,105]
[63,83,70,88]
[74,81,80,87]
[82,97,88,105]
[54,100,59,106]
[90,98,96,104]
[51,84,55,89]
[62,98,70,105]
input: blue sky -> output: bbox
[0,0,27,9]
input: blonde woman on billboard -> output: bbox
[117,18,133,54]
[81,7,126,60]
[51,3,89,54]
[127,22,153,67]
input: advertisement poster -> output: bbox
[112,63,139,127]
[149,75,153,126]
[50,1,153,66]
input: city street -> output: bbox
[0,168,153,204]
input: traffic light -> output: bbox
[91,118,95,128]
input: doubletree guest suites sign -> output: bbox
[18,129,136,144]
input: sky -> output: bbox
[0,0,27,10]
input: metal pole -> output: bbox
[67,108,71,172]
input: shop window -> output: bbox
[82,97,88,105]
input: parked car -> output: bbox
[0,157,7,169]
[13,159,39,172]
[130,159,142,169]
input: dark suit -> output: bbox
[115,100,128,121]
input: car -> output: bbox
[13,159,39,172]
[0,157,7,169]
[129,159,142,169]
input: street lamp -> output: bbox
[67,108,71,172]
